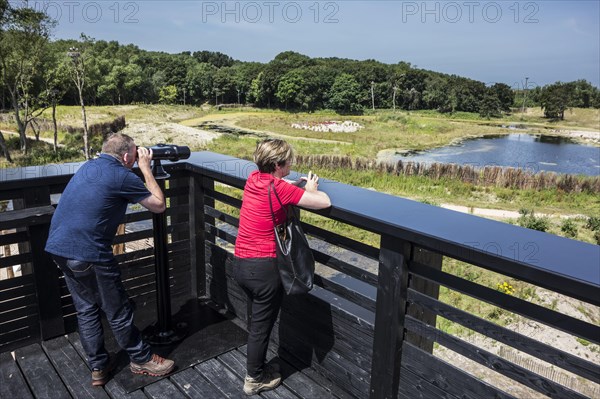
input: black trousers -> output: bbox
[233,257,283,378]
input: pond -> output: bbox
[392,134,600,176]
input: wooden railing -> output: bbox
[1,152,598,399]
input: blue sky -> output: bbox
[43,0,600,88]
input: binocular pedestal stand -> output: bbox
[144,160,188,345]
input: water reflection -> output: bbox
[394,134,600,176]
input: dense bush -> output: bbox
[517,209,550,232]
[586,216,600,232]
[560,218,578,238]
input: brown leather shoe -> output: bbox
[91,357,116,386]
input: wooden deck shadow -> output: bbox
[110,299,247,393]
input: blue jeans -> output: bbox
[52,256,151,370]
[233,257,283,378]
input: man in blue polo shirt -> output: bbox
[46,133,175,386]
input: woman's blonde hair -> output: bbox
[254,139,294,173]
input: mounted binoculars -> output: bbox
[137,144,191,162]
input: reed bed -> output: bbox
[295,154,600,194]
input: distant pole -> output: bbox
[522,77,529,113]
[392,86,398,110]
[371,81,375,110]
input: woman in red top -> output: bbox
[234,139,331,395]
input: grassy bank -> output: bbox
[228,110,510,158]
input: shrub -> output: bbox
[20,146,82,166]
[420,198,439,206]
[560,218,578,238]
[517,209,550,232]
[586,216,600,232]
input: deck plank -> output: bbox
[217,349,296,399]
[0,351,34,399]
[238,345,343,399]
[14,343,71,399]
[42,336,110,399]
[105,379,150,399]
[262,349,338,398]
[265,346,354,399]
[169,367,225,399]
[67,332,148,399]
[3,315,347,399]
[143,378,187,399]
[195,358,247,399]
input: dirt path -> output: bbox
[440,203,585,220]
[1,129,63,147]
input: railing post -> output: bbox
[13,186,51,275]
[13,187,65,340]
[188,173,213,298]
[29,212,66,340]
[406,247,442,353]
[168,172,189,245]
[369,234,411,399]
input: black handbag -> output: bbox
[269,182,315,295]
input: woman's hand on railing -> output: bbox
[297,171,331,209]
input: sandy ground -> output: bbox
[440,203,586,219]
[552,129,600,145]
[121,122,221,150]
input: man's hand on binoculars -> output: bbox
[136,146,153,173]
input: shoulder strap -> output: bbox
[268,181,288,227]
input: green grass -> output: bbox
[407,107,600,131]
[36,104,208,124]
[230,110,508,158]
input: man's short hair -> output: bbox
[102,133,135,158]
[254,138,294,173]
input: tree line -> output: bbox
[1,1,599,159]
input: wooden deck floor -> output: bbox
[0,333,343,399]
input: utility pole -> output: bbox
[371,81,375,110]
[522,77,529,113]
